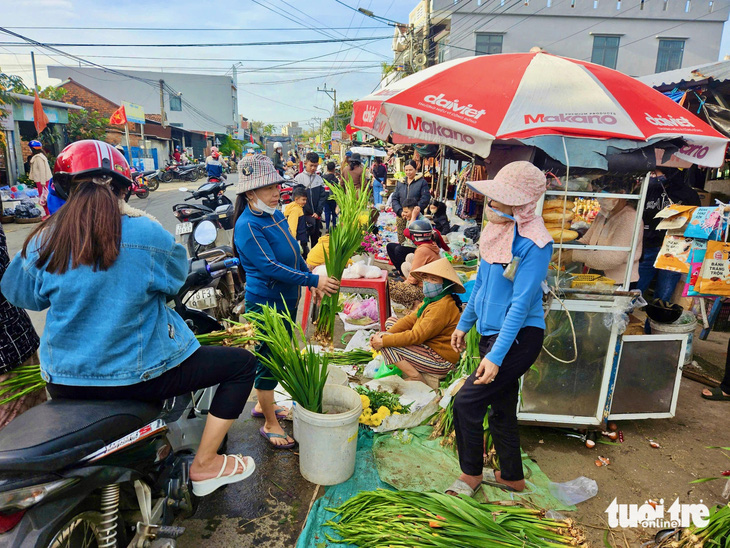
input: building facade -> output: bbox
[399,0,730,77]
[282,121,303,138]
[47,66,238,134]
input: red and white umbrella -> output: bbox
[352,52,728,167]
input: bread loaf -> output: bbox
[543,211,575,222]
[548,228,579,242]
[544,199,575,211]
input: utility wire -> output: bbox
[0,36,391,48]
[4,25,386,31]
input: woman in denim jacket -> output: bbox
[2,140,256,497]
[234,154,339,449]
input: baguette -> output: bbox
[544,199,575,210]
[549,228,579,242]
[543,211,575,222]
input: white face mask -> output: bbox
[252,191,277,215]
[597,198,619,216]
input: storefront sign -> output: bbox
[331,131,342,140]
[122,101,146,124]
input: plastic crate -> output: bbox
[570,273,615,288]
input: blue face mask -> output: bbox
[485,205,516,224]
[423,281,452,299]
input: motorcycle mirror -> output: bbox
[193,220,217,246]
[179,187,188,192]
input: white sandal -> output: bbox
[445,478,482,498]
[192,454,256,497]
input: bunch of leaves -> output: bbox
[217,134,243,157]
[354,385,412,415]
[67,109,110,142]
[244,304,329,414]
[0,364,46,405]
[325,489,586,547]
[313,177,372,346]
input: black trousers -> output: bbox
[47,346,256,420]
[386,243,413,276]
[453,327,544,481]
[303,215,321,247]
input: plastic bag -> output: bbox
[373,362,403,379]
[696,240,730,296]
[654,233,693,274]
[14,199,42,219]
[363,355,384,378]
[344,329,373,352]
[548,476,598,506]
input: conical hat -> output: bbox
[410,258,465,293]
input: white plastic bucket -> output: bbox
[650,311,698,365]
[326,365,349,386]
[292,384,362,485]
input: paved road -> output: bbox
[2,174,312,547]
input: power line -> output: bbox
[0,36,391,48]
[4,25,387,31]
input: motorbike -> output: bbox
[133,170,160,192]
[124,178,150,201]
[279,174,294,206]
[172,180,243,321]
[160,164,200,184]
[0,257,241,548]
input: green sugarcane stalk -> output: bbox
[0,365,46,404]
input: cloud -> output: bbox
[35,0,74,8]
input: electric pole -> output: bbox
[159,79,167,128]
[30,51,39,92]
[424,0,432,68]
[318,84,338,132]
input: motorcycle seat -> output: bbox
[0,399,162,472]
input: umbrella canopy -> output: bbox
[349,146,387,157]
[351,52,729,167]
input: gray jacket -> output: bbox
[391,177,430,216]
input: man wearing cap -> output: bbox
[293,152,328,247]
[234,154,339,448]
[28,140,52,217]
[447,161,552,497]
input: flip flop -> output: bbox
[192,454,255,497]
[482,469,518,492]
[445,478,482,498]
[259,426,296,449]
[250,407,289,419]
[701,386,730,401]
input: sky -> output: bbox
[1,0,730,132]
[0,0,411,132]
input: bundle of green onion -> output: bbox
[313,177,372,346]
[430,327,481,447]
[244,304,329,414]
[324,348,375,366]
[666,503,730,547]
[326,489,586,547]
[195,321,256,350]
[0,365,46,405]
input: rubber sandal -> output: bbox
[192,454,255,497]
[445,479,482,498]
[259,426,296,449]
[250,407,289,419]
[482,469,518,492]
[701,386,730,401]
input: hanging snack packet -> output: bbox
[654,232,693,274]
[696,240,730,296]
[683,206,724,240]
[684,240,708,296]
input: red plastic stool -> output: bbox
[301,270,391,333]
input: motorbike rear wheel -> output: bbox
[160,171,174,183]
[146,178,160,191]
[137,188,150,199]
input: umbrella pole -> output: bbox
[555,137,571,287]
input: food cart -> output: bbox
[350,51,729,428]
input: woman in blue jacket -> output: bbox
[1,140,257,497]
[234,154,339,449]
[446,162,552,497]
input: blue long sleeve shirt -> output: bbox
[234,206,319,304]
[457,232,552,366]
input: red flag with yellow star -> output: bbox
[109,105,127,125]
